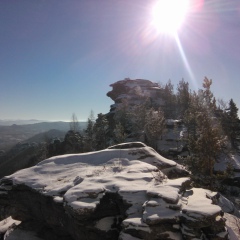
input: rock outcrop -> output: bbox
[0,143,233,239]
[106,79,187,157]
[107,78,164,113]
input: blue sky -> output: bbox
[0,0,240,121]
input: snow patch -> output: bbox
[182,188,221,217]
[0,217,20,235]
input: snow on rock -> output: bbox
[206,191,240,218]
[182,188,222,217]
[147,185,180,204]
[143,198,180,225]
[0,143,230,240]
[224,213,240,240]
[181,188,227,239]
[1,219,72,240]
[0,217,20,237]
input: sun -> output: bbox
[151,0,190,35]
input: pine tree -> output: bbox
[183,92,199,141]
[177,79,190,118]
[184,78,226,188]
[201,77,217,111]
[227,99,240,147]
[229,99,239,120]
[63,130,83,154]
[162,79,176,118]
[129,98,151,134]
[145,108,165,150]
[93,113,109,150]
[114,98,131,133]
[84,111,95,152]
[114,123,127,144]
[195,112,225,175]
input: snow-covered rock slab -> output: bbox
[181,188,228,239]
[182,188,222,218]
[0,144,229,240]
[224,213,240,240]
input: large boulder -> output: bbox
[0,143,231,239]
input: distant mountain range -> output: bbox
[0,119,47,126]
[0,121,87,150]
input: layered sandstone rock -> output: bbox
[0,143,231,240]
[107,78,164,113]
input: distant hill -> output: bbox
[0,121,87,150]
[0,144,40,178]
[23,129,66,144]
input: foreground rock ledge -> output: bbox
[0,143,229,240]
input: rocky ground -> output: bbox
[0,142,239,240]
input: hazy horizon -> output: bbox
[0,119,88,126]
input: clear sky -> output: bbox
[1,0,240,121]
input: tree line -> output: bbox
[47,77,240,155]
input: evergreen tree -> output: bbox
[194,112,225,175]
[114,98,131,133]
[183,92,199,141]
[229,99,239,120]
[113,122,127,144]
[63,130,83,154]
[183,78,226,188]
[162,79,176,118]
[145,108,165,150]
[176,79,190,118]
[200,77,217,112]
[84,111,95,152]
[129,98,151,135]
[93,113,109,150]
[225,99,240,147]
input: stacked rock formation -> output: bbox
[0,143,230,240]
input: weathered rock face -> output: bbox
[0,143,231,240]
[107,78,164,113]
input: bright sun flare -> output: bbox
[152,0,189,35]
